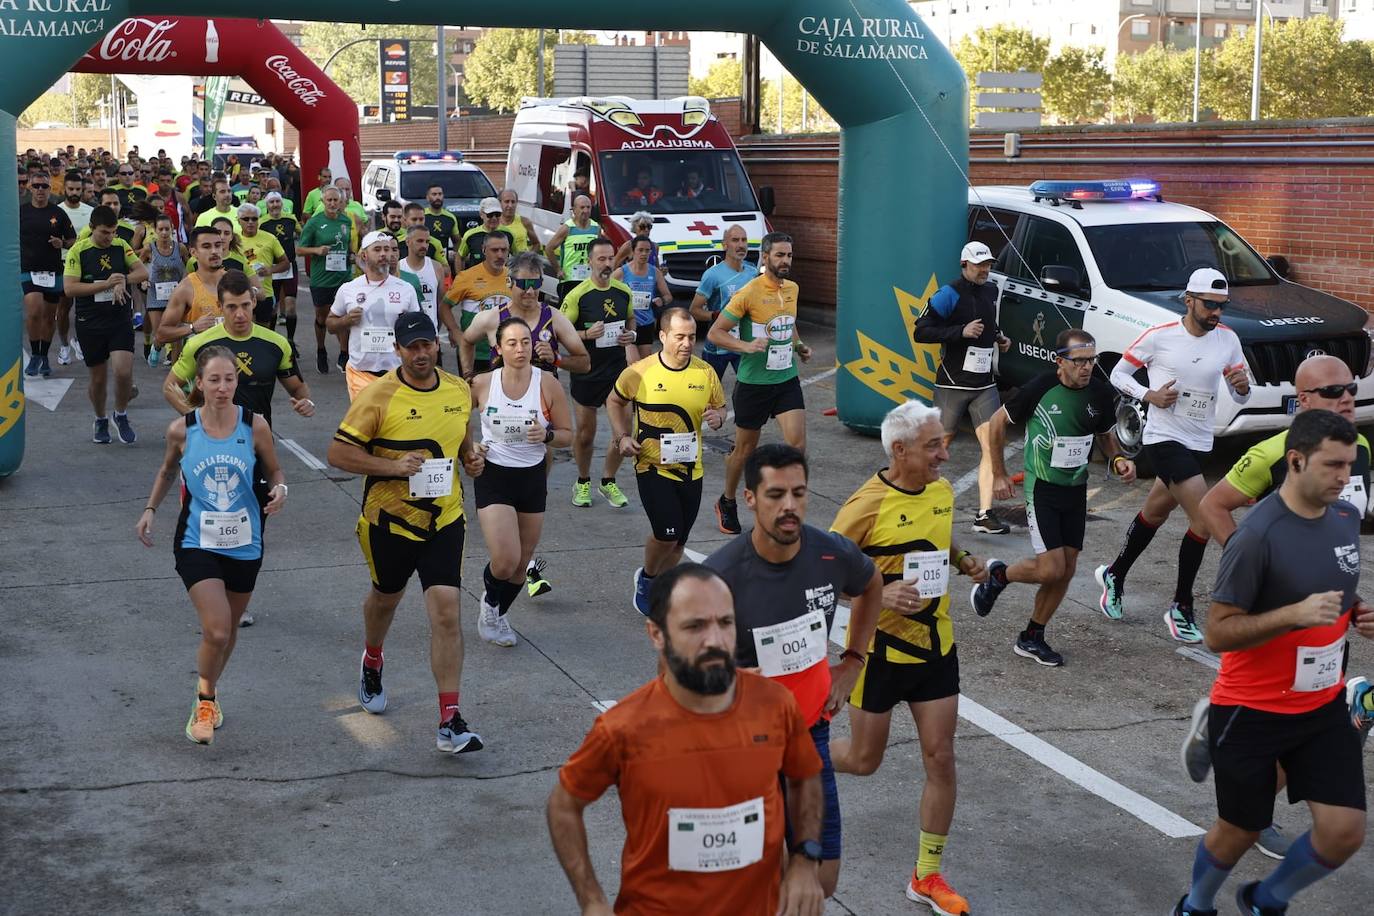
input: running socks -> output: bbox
[1109,512,1161,584]
[31,340,50,356]
[439,691,460,724]
[601,478,615,487]
[363,644,383,670]
[483,563,524,614]
[1254,831,1338,908]
[1184,841,1234,911]
[991,564,1009,586]
[916,831,947,880]
[1174,529,1207,607]
[1024,620,1045,640]
[198,692,215,702]
[284,314,297,342]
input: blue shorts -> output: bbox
[702,348,740,382]
[784,718,842,861]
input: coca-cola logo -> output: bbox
[87,18,178,63]
[265,55,326,108]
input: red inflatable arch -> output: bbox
[72,16,361,190]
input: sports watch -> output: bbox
[791,839,824,863]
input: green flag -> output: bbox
[203,75,230,158]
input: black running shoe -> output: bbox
[337,351,347,370]
[437,713,484,754]
[1170,894,1216,916]
[1014,631,1064,667]
[715,495,742,535]
[1235,881,1285,915]
[317,348,329,374]
[969,560,1007,617]
[972,510,1009,534]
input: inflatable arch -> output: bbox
[0,1,967,477]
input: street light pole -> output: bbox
[437,25,447,150]
[1192,0,1201,122]
[537,29,545,97]
[1250,0,1263,119]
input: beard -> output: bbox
[663,632,736,696]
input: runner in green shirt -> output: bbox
[302,167,332,220]
[297,186,355,373]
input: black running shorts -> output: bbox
[850,644,960,713]
[1144,440,1208,486]
[635,471,703,546]
[358,517,465,594]
[570,366,622,409]
[474,460,547,514]
[732,376,805,431]
[74,306,135,367]
[174,547,263,594]
[1025,479,1087,555]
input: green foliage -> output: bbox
[19,73,115,129]
[690,59,836,133]
[462,29,596,113]
[688,58,743,101]
[954,25,1049,79]
[1112,44,1201,123]
[1042,46,1111,124]
[1208,17,1374,120]
[300,23,445,113]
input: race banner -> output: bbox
[202,73,230,154]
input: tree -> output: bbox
[463,29,596,113]
[690,59,836,133]
[954,26,1052,125]
[1042,46,1111,124]
[1112,44,1201,123]
[1209,17,1374,120]
[689,58,743,100]
[299,23,446,114]
[19,73,115,129]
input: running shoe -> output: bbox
[238,612,255,628]
[113,413,136,445]
[969,559,1007,617]
[56,345,71,366]
[478,599,517,647]
[92,418,111,444]
[972,510,1009,535]
[715,495,742,535]
[1165,603,1204,644]
[1094,564,1124,620]
[1181,695,1212,783]
[24,354,40,376]
[526,558,552,597]
[38,356,51,377]
[906,871,970,916]
[358,654,387,714]
[317,348,329,374]
[632,567,652,617]
[185,699,216,744]
[132,311,144,331]
[1346,676,1374,745]
[212,697,224,729]
[599,480,629,508]
[1014,631,1064,667]
[572,479,592,508]
[1169,895,1217,916]
[337,351,347,370]
[1254,825,1291,861]
[436,712,484,754]
[71,339,83,362]
[143,342,151,359]
[1235,880,1286,915]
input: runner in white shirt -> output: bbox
[1095,268,1251,643]
[326,231,420,400]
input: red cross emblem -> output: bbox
[685,220,719,236]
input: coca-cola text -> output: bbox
[87,17,177,63]
[264,55,326,107]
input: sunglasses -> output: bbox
[1303,382,1359,399]
[118,170,133,175]
[30,183,49,189]
[1188,295,1227,310]
[240,216,259,222]
[511,277,542,291]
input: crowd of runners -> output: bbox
[16,144,1374,915]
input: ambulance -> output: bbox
[504,96,772,295]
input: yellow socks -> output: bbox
[917,831,948,879]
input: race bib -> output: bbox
[325,250,348,272]
[728,324,740,340]
[362,327,395,354]
[667,797,764,873]
[409,457,454,498]
[30,271,56,289]
[766,344,793,371]
[94,286,114,303]
[199,510,252,550]
[272,263,294,280]
[903,549,949,600]
[154,281,176,300]
[963,346,993,374]
[595,320,625,348]
[632,291,651,311]
[1292,635,1345,693]
[752,608,828,678]
[490,412,533,445]
[1176,389,1215,421]
[1340,476,1368,516]
[250,261,266,276]
[659,431,698,465]
[1051,435,1094,470]
[569,263,590,281]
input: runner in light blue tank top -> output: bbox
[176,406,264,560]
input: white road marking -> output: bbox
[725,365,838,423]
[950,440,1022,498]
[957,695,1205,839]
[278,436,328,472]
[591,700,618,713]
[1177,646,1221,671]
[22,377,73,411]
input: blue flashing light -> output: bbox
[1030,179,1161,202]
[394,150,465,162]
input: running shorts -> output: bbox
[703,350,740,383]
[570,366,622,409]
[635,471,704,545]
[633,322,656,346]
[933,385,1000,434]
[474,460,548,514]
[850,644,960,713]
[174,547,263,593]
[358,517,465,594]
[732,376,805,431]
[1025,479,1088,555]
[21,280,61,304]
[273,276,299,300]
[1144,440,1208,486]
[74,306,135,367]
[311,284,341,309]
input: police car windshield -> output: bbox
[597,150,758,215]
[1083,221,1277,291]
[400,170,495,202]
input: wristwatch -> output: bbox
[791,839,824,863]
[544,427,556,444]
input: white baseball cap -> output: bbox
[1186,267,1229,296]
[480,196,502,215]
[960,241,995,264]
[360,230,393,250]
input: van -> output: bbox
[362,150,497,232]
[965,179,1374,453]
[505,96,772,294]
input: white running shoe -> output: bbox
[56,345,71,366]
[478,599,516,647]
[71,339,83,362]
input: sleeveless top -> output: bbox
[500,215,531,253]
[621,260,659,326]
[147,242,185,310]
[186,272,223,325]
[498,302,559,373]
[559,218,601,279]
[175,407,263,560]
[400,256,440,326]
[481,366,549,469]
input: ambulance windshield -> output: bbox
[598,150,759,215]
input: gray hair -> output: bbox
[630,209,653,230]
[499,187,518,201]
[237,202,261,219]
[880,400,943,458]
[761,231,792,254]
[509,249,547,277]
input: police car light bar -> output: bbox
[1030,179,1162,203]
[393,150,464,162]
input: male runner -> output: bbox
[559,237,635,509]
[194,179,241,233]
[261,191,301,355]
[422,183,459,267]
[706,232,812,535]
[302,166,331,220]
[236,203,289,328]
[544,194,600,298]
[398,224,449,331]
[325,232,420,401]
[457,197,513,271]
[445,232,512,376]
[109,162,148,215]
[496,187,538,254]
[705,444,884,899]
[829,399,989,916]
[914,241,1012,534]
[298,186,357,373]
[1171,409,1373,916]
[55,170,93,365]
[1096,268,1250,643]
[608,307,727,613]
[328,311,487,755]
[400,201,446,262]
[970,329,1136,666]
[463,250,587,376]
[689,223,757,383]
[156,227,228,349]
[20,169,75,377]
[548,564,826,916]
[63,205,148,444]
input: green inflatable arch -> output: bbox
[0,1,967,476]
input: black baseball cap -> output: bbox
[395,311,438,346]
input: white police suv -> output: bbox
[966,179,1374,453]
[361,150,497,233]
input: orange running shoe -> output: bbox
[212,697,224,729]
[185,699,217,745]
[907,871,970,916]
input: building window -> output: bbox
[1216,0,1230,7]
[1214,23,1227,38]
[1131,19,1151,37]
[1236,0,1252,9]
[1309,0,1327,9]
[1344,0,1357,12]
[288,34,303,48]
[1131,0,1153,6]
[1235,23,1248,37]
